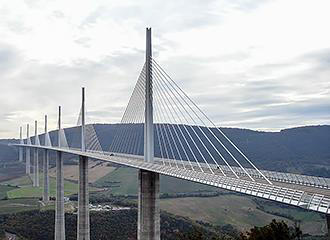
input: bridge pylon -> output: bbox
[55,106,65,240]
[77,87,90,240]
[138,27,160,240]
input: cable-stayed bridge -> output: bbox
[11,28,330,240]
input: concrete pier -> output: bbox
[33,148,39,187]
[26,124,31,175]
[43,115,49,203]
[55,151,65,240]
[33,121,39,187]
[19,127,23,162]
[327,214,330,240]
[43,149,49,202]
[55,106,65,240]
[138,170,160,240]
[77,156,89,240]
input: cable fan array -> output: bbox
[77,105,103,153]
[107,58,271,184]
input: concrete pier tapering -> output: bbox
[77,87,90,240]
[55,106,65,240]
[327,214,330,240]
[138,27,160,240]
[26,124,31,175]
[33,120,39,187]
[19,127,23,162]
[43,115,49,203]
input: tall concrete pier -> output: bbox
[33,120,40,187]
[43,115,49,203]
[138,27,160,240]
[55,106,65,240]
[77,87,90,240]
[327,215,330,240]
[19,127,23,162]
[26,124,31,175]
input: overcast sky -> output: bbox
[1,0,330,138]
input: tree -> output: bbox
[240,219,302,240]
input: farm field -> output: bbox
[2,175,32,186]
[0,198,40,214]
[48,160,116,183]
[1,174,101,199]
[0,185,17,199]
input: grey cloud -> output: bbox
[0,44,147,137]
[0,43,22,74]
[300,48,330,70]
[80,0,223,32]
[227,0,271,11]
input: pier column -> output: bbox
[138,28,160,240]
[138,170,160,240]
[77,87,90,240]
[327,214,330,240]
[33,120,39,187]
[55,106,65,240]
[19,127,23,162]
[26,124,31,175]
[43,115,49,203]
[77,156,89,240]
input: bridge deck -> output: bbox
[14,144,330,215]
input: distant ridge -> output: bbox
[1,124,329,177]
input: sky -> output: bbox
[1,0,330,138]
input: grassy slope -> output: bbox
[2,175,32,186]
[159,196,325,235]
[260,202,325,235]
[0,185,17,199]
[0,198,40,214]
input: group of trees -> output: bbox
[178,220,303,240]
[239,220,302,240]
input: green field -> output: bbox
[0,185,17,200]
[159,195,325,235]
[2,175,32,186]
[0,198,40,214]
[7,177,79,198]
[2,174,100,199]
[93,166,216,195]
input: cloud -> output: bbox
[0,0,330,138]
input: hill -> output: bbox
[1,124,330,177]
